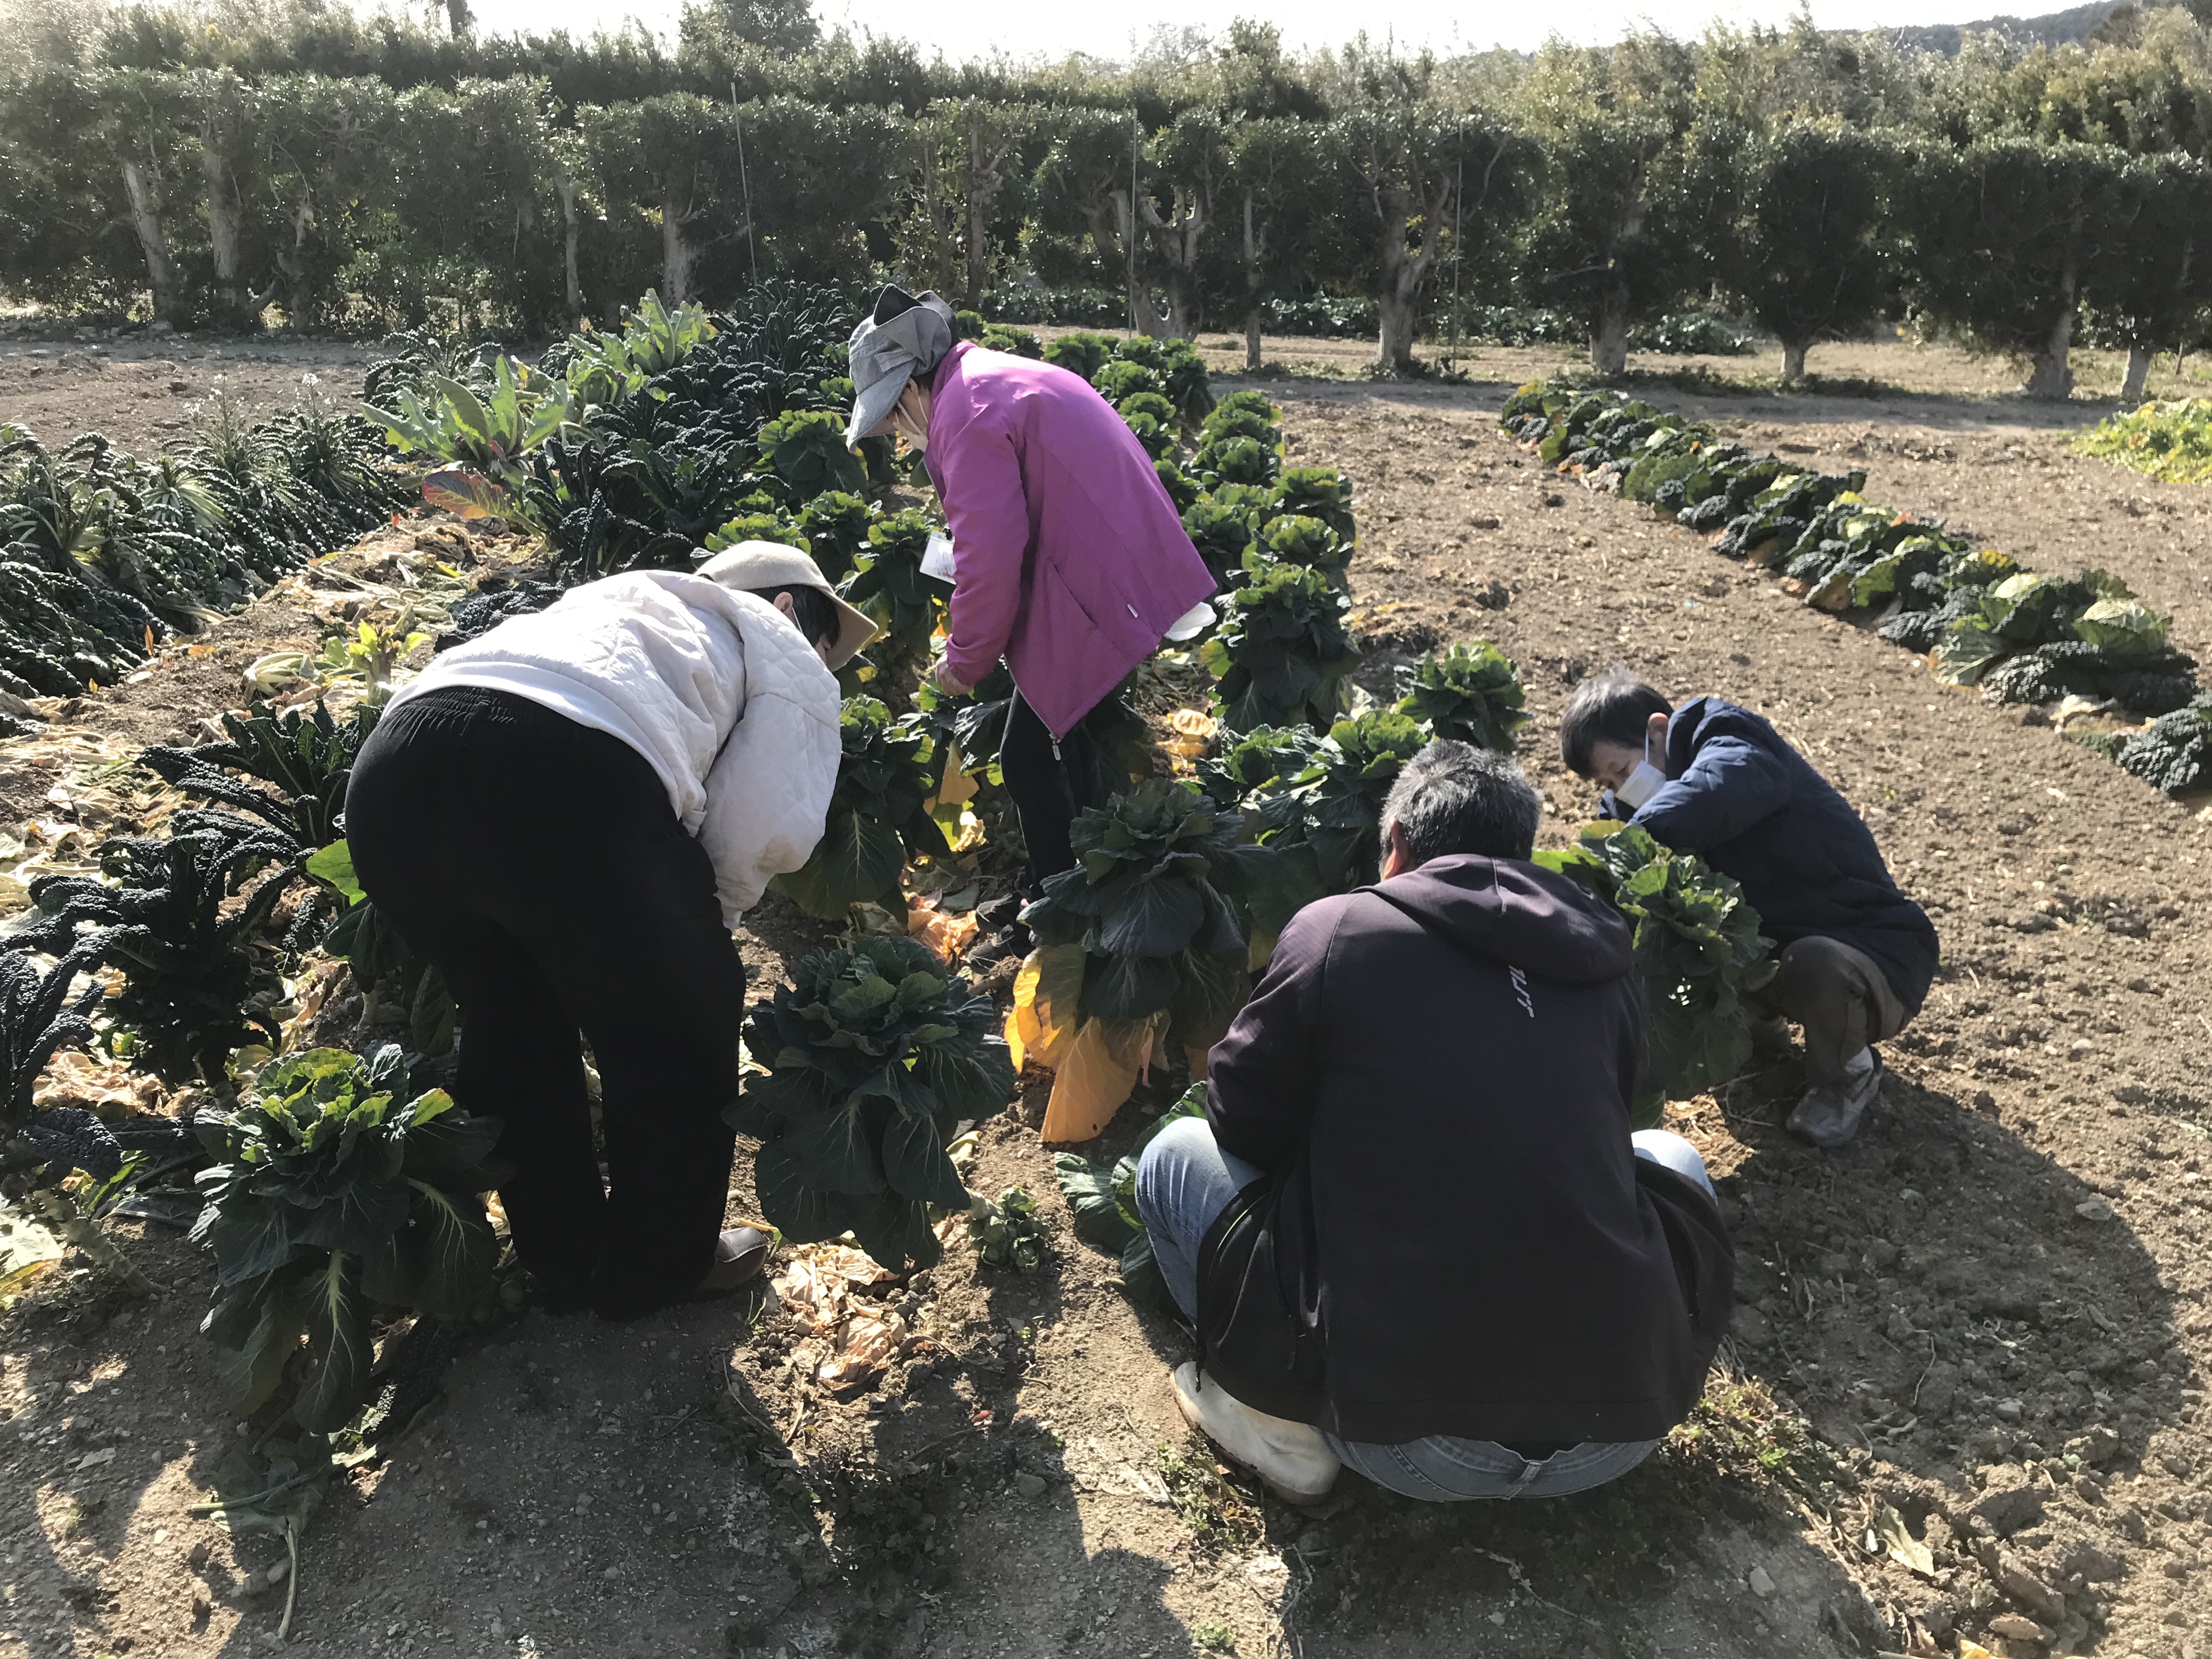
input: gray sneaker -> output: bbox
[1787,1050,1882,1148]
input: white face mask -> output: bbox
[1614,734,1668,810]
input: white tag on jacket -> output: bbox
[922,532,957,580]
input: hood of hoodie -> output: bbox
[1369,854,1633,986]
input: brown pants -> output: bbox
[1752,935,1909,1085]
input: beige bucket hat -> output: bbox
[695,541,879,670]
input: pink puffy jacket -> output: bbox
[929,343,1215,738]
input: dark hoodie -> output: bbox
[1613,697,1939,1013]
[1195,854,1734,1448]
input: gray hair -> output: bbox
[1382,740,1542,866]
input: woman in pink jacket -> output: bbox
[848,286,1215,962]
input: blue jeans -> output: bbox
[1133,1116,1716,1502]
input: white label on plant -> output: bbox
[922,532,957,580]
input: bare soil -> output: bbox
[3,343,2210,1659]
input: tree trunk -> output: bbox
[556,177,585,329]
[962,108,1007,313]
[1243,193,1263,373]
[1590,289,1630,376]
[661,169,698,304]
[1781,339,1808,382]
[2025,269,2078,400]
[2121,345,2153,405]
[1373,188,1413,370]
[201,132,245,320]
[1377,292,1420,369]
[445,0,472,36]
[119,158,183,325]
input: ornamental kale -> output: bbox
[732,935,1015,1274]
[1535,823,1775,1130]
[1019,781,1272,1066]
[757,408,868,500]
[1261,514,1350,588]
[191,1045,503,1431]
[1396,642,1528,751]
[1268,467,1356,545]
[775,698,947,920]
[1200,551,1361,732]
[840,508,951,692]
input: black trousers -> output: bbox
[344,686,744,1315]
[1002,684,1152,884]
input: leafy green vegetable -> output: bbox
[1260,514,1350,588]
[796,490,878,583]
[1396,642,1527,751]
[191,1045,502,1431]
[840,508,951,692]
[1200,551,1361,733]
[732,936,1014,1273]
[1041,332,1113,382]
[20,815,302,1083]
[1,939,110,1172]
[1181,496,1260,588]
[1022,782,1273,1064]
[373,355,570,492]
[1050,1081,1205,1314]
[774,698,947,919]
[968,1187,1047,1273]
[140,700,380,854]
[2117,693,2212,794]
[757,408,868,499]
[1268,466,1355,544]
[1534,822,1776,1130]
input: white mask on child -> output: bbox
[1615,735,1668,810]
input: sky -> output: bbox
[448,0,2057,59]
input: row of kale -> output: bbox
[1500,386,2212,797]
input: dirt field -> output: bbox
[4,340,2211,1659]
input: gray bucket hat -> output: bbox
[845,285,957,450]
[695,541,879,670]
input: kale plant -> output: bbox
[140,700,380,853]
[840,508,951,692]
[192,1045,503,1432]
[732,936,1015,1273]
[774,698,947,919]
[1396,642,1528,751]
[19,815,303,1084]
[0,939,112,1181]
[1200,551,1361,733]
[1020,781,1274,1066]
[1535,823,1775,1130]
[757,408,868,500]
[1052,1082,1204,1314]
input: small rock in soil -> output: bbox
[1747,1565,1776,1597]
[1988,1612,2053,1643]
[1013,1472,1046,1499]
[1968,1482,2046,1538]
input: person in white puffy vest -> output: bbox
[345,543,875,1319]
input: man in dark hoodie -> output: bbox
[1134,741,1733,1504]
[1559,664,1939,1149]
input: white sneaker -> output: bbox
[1171,1362,1341,1504]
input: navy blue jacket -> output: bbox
[1605,697,1938,1012]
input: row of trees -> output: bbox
[8,2,2212,392]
